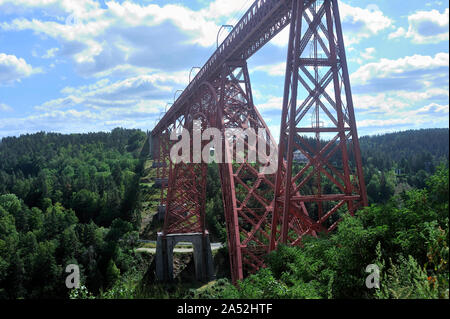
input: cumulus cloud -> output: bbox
[389,8,449,44]
[0,0,249,78]
[357,118,416,128]
[353,93,409,114]
[24,70,190,136]
[253,62,286,77]
[256,96,283,112]
[42,47,60,59]
[360,47,376,61]
[34,71,188,113]
[356,101,448,130]
[0,109,105,137]
[339,2,392,45]
[350,52,449,130]
[351,52,449,93]
[0,0,447,137]
[0,103,13,112]
[415,102,449,115]
[0,101,163,138]
[271,2,392,47]
[0,53,38,85]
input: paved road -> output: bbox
[136,241,223,254]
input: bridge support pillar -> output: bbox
[157,205,166,222]
[155,232,215,282]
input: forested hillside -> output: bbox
[0,128,147,298]
[360,128,448,203]
[360,128,449,168]
[196,165,449,299]
[0,128,448,299]
[193,129,449,299]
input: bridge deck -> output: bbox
[152,0,313,135]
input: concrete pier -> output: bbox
[156,232,215,282]
[157,205,166,221]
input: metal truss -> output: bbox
[272,0,368,248]
[216,61,279,282]
[150,0,368,285]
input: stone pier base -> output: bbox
[155,232,215,282]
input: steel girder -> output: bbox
[160,61,280,283]
[153,131,170,206]
[216,61,280,283]
[152,0,320,136]
[271,0,368,249]
[163,84,217,235]
[151,0,367,285]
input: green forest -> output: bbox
[0,128,448,299]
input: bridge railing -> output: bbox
[152,0,319,135]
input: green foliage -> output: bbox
[237,268,289,299]
[0,129,146,299]
[106,259,121,288]
[376,255,439,299]
[0,128,448,299]
[184,279,239,299]
[226,167,449,299]
[360,129,448,203]
[69,285,95,299]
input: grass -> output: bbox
[139,242,194,249]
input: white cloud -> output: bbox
[394,88,449,101]
[350,52,449,130]
[256,96,283,112]
[271,27,290,47]
[201,0,251,20]
[426,1,444,7]
[339,2,392,45]
[351,52,449,85]
[0,103,162,137]
[389,8,449,44]
[353,47,376,64]
[353,93,409,114]
[360,48,376,61]
[0,103,13,112]
[67,71,187,99]
[0,0,250,78]
[415,102,449,115]
[357,118,417,128]
[0,53,38,85]
[388,27,407,39]
[42,47,60,59]
[0,0,447,138]
[357,103,448,128]
[34,72,186,112]
[270,2,393,48]
[253,62,286,77]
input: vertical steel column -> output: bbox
[217,61,280,283]
[331,0,368,207]
[153,0,368,285]
[217,64,244,283]
[272,0,368,248]
[162,86,215,235]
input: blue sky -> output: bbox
[0,0,448,139]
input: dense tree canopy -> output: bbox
[0,127,448,299]
[0,128,146,298]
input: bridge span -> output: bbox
[150,0,368,284]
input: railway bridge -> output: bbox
[150,0,368,284]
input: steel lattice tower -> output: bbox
[151,0,367,284]
[271,0,368,250]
